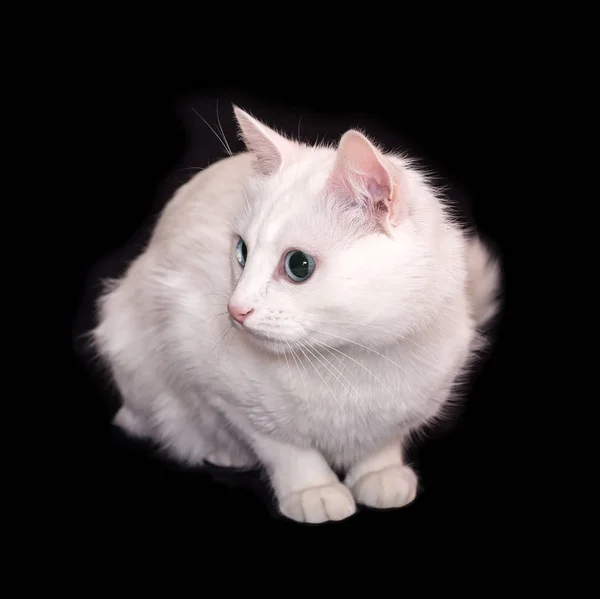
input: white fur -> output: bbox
[92,107,501,523]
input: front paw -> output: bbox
[279,483,356,524]
[350,465,418,509]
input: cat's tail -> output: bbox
[466,235,502,331]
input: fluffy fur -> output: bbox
[92,106,501,523]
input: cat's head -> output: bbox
[227,106,444,354]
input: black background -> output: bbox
[71,61,524,542]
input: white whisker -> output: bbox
[215,98,233,156]
[305,334,355,378]
[285,340,307,392]
[300,339,354,397]
[190,106,232,157]
[224,327,239,356]
[281,341,292,384]
[305,334,396,401]
[296,340,340,407]
[302,336,360,399]
[307,317,430,352]
[212,323,234,355]
[303,325,408,374]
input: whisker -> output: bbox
[224,327,239,356]
[200,290,230,299]
[296,340,340,407]
[305,335,396,400]
[281,342,293,385]
[306,317,430,352]
[303,336,360,398]
[285,340,307,391]
[215,97,233,156]
[303,325,408,374]
[190,106,232,157]
[300,339,354,396]
[179,166,205,172]
[304,334,355,378]
[212,321,234,355]
[291,342,311,387]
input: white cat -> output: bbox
[92,106,501,523]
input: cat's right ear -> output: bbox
[233,106,293,176]
[326,130,407,228]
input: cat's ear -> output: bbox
[327,130,406,227]
[233,105,292,176]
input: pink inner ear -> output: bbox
[233,106,288,176]
[327,131,404,226]
[367,178,390,203]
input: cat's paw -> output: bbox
[279,483,356,524]
[350,465,418,509]
[204,449,256,469]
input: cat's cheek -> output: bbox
[230,258,244,283]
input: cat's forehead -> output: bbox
[247,201,327,250]
[255,148,334,198]
[236,146,373,252]
[242,157,331,223]
[235,197,340,262]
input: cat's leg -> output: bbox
[212,400,355,522]
[344,439,418,509]
[148,396,256,469]
[250,433,356,523]
[113,406,150,438]
[204,428,257,469]
[204,449,255,468]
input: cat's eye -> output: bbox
[235,238,247,267]
[284,250,315,283]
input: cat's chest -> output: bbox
[294,367,404,428]
[232,349,416,444]
[201,330,441,453]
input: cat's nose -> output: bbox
[227,304,254,324]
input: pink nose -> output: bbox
[227,304,254,324]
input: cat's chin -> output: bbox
[238,325,290,353]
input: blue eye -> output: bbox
[284,250,315,282]
[236,238,247,267]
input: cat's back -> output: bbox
[96,152,251,334]
[151,152,253,247]
[122,151,252,292]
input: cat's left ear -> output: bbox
[233,105,293,176]
[327,130,406,227]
